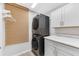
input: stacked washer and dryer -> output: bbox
[32,14,49,56]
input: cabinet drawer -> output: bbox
[54,41,79,56]
[56,47,73,56]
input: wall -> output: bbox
[0,3,5,56]
[50,3,79,37]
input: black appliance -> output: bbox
[32,14,49,56]
[32,34,44,56]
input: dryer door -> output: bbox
[32,17,39,30]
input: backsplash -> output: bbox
[55,27,79,35]
[55,27,79,38]
[50,25,79,38]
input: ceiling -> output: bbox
[17,3,68,16]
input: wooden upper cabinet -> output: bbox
[5,3,29,45]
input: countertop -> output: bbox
[44,35,79,48]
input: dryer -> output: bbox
[32,14,49,36]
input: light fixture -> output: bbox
[2,10,16,23]
[31,3,38,8]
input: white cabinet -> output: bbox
[63,4,79,26]
[50,8,62,27]
[45,39,79,56]
[45,39,56,56]
[56,48,73,56]
[50,4,79,27]
[45,45,56,56]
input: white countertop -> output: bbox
[44,35,79,48]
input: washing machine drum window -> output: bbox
[32,37,38,50]
[32,18,39,30]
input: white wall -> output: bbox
[50,3,79,37]
[0,3,5,56]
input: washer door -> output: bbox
[32,17,39,30]
[32,37,38,50]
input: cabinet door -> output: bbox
[50,7,64,27]
[50,9,60,27]
[61,4,79,26]
[45,45,56,56]
[45,39,56,56]
[56,48,73,56]
[5,3,29,45]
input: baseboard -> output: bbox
[14,49,32,56]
